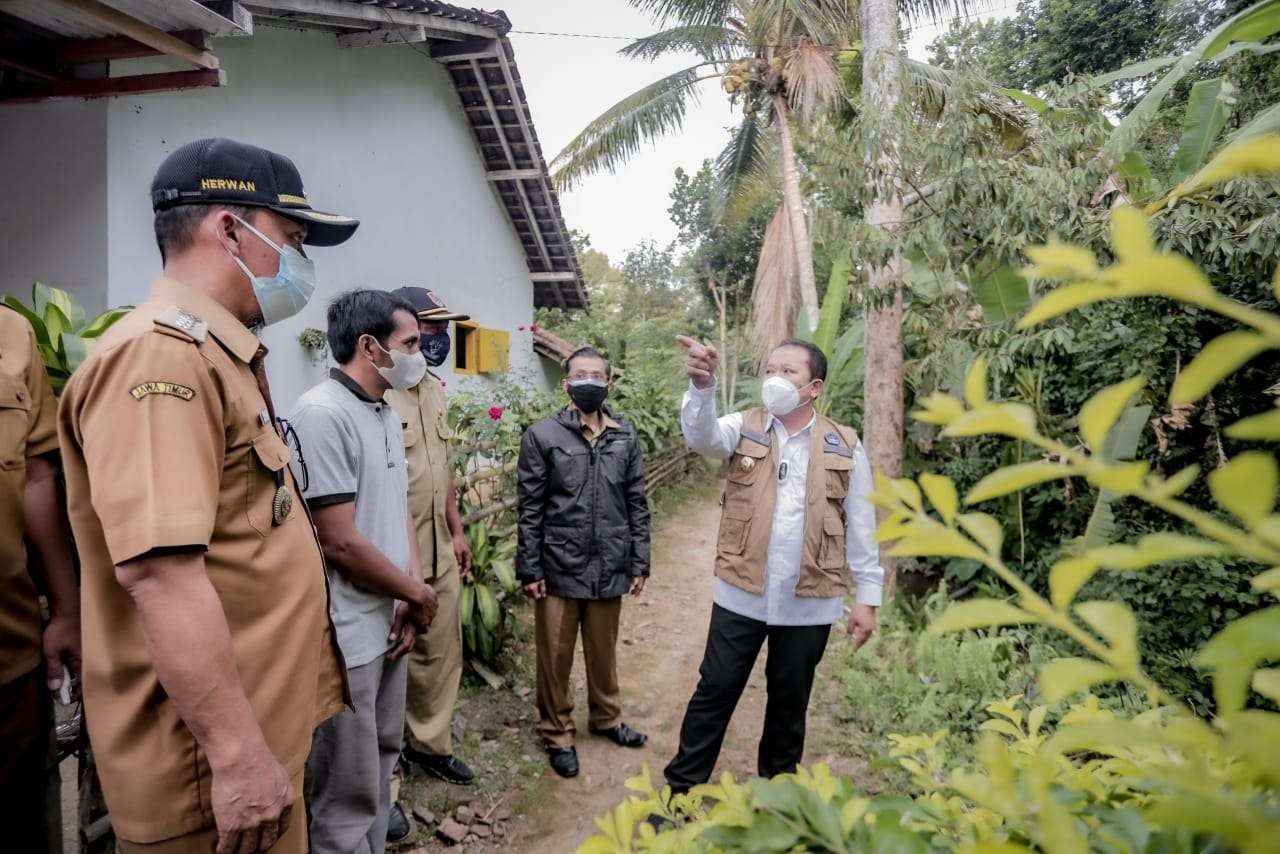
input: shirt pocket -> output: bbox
[245,429,292,536]
[0,373,32,470]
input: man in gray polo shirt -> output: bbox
[288,289,439,854]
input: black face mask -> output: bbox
[567,379,609,414]
[419,332,451,367]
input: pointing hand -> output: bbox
[676,335,719,390]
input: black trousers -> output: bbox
[664,604,831,790]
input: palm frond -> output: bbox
[745,0,857,48]
[784,37,841,124]
[620,24,748,62]
[899,0,998,26]
[627,0,738,28]
[750,204,801,365]
[551,63,722,190]
[714,111,770,214]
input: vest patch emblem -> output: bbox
[825,432,841,445]
[740,456,756,472]
[130,381,195,401]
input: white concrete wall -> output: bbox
[1,26,542,408]
[0,99,109,316]
[107,27,540,407]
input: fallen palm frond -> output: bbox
[750,204,801,366]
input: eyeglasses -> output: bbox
[277,417,309,492]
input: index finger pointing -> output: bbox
[675,335,701,351]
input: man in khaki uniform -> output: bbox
[385,287,476,789]
[0,306,80,852]
[58,138,357,854]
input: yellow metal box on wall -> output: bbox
[454,322,509,375]
[477,328,509,373]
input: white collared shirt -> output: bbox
[682,382,884,626]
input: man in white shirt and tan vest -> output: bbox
[661,335,884,793]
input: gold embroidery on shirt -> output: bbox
[129,382,195,401]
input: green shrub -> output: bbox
[830,586,1062,784]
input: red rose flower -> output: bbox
[531,323,540,332]
[488,406,504,421]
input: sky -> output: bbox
[494,0,1015,263]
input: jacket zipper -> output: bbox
[589,443,599,596]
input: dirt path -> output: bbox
[501,491,864,854]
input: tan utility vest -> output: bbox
[715,408,860,598]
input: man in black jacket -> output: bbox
[517,346,651,778]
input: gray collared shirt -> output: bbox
[288,370,411,667]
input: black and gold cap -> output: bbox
[392,287,470,322]
[150,137,359,247]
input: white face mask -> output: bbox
[761,375,817,417]
[367,336,427,390]
[226,214,317,327]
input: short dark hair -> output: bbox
[327,289,417,365]
[153,204,257,263]
[774,338,828,382]
[564,346,612,378]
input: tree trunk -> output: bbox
[861,0,906,590]
[772,92,820,331]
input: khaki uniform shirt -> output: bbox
[386,373,457,579]
[57,277,346,844]
[0,307,59,686]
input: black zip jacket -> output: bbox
[515,406,651,599]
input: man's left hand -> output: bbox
[388,602,418,660]
[42,612,81,699]
[453,531,473,582]
[845,603,876,650]
[629,576,646,597]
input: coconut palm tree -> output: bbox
[554,0,863,332]
[553,1,992,335]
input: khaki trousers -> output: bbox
[535,596,622,749]
[405,564,462,755]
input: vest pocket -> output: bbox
[823,454,853,499]
[817,512,846,568]
[717,499,752,555]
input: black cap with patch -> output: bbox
[150,137,359,247]
[392,286,470,322]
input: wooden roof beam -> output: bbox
[49,30,208,64]
[337,25,426,48]
[51,0,220,70]
[247,0,496,38]
[0,68,224,103]
[486,168,542,180]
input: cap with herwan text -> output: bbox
[150,137,359,247]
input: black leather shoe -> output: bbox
[548,746,579,778]
[404,745,476,785]
[386,801,412,843]
[645,813,674,833]
[590,722,648,748]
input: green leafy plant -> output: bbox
[578,140,1280,853]
[297,327,328,365]
[458,519,518,682]
[4,282,130,394]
